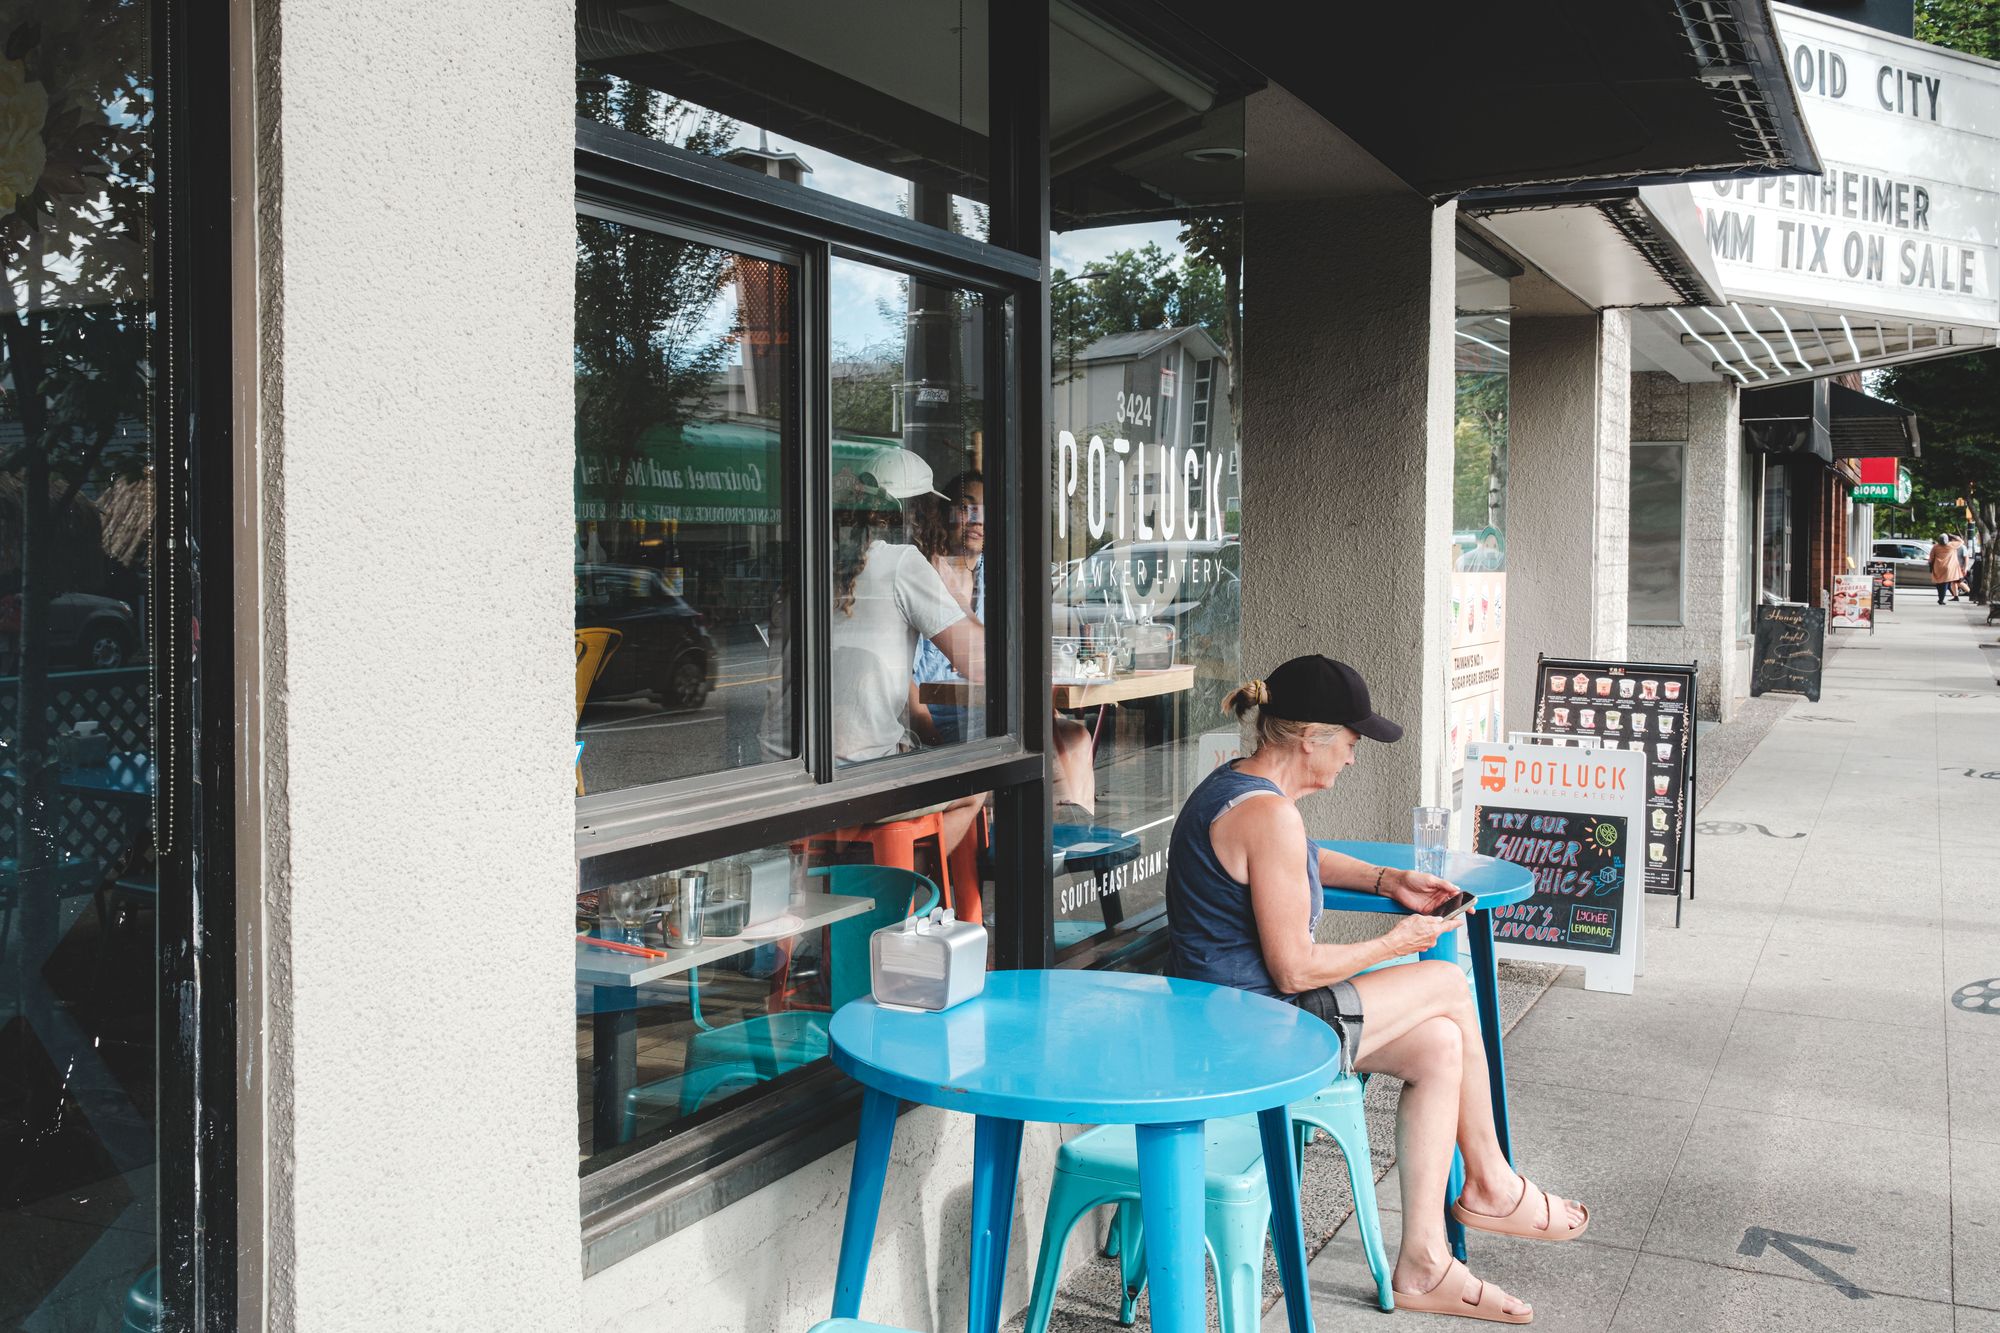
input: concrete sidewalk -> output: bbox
[1271,601,2000,1331]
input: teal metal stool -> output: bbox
[623,866,938,1136]
[1023,1074,1392,1332]
[806,1321,921,1332]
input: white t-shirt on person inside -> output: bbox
[831,540,968,763]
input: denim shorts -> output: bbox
[1294,979,1365,1075]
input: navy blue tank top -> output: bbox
[1165,761,1321,997]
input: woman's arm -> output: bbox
[1222,799,1452,993]
[1316,845,1459,913]
[932,616,986,683]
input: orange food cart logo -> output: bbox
[1479,754,1508,793]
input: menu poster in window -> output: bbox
[1832,574,1873,630]
[1463,741,1644,993]
[1446,572,1506,775]
[1530,658,1698,904]
[1865,561,1896,612]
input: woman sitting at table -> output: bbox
[1166,654,1588,1326]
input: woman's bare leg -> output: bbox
[1356,1015,1530,1318]
[1351,958,1585,1228]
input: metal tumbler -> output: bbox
[665,870,707,948]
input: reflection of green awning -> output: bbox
[575,420,889,525]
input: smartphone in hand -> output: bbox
[1428,890,1477,921]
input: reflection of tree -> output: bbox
[0,3,153,956]
[831,338,901,439]
[1454,372,1508,534]
[1051,239,1231,373]
[574,75,736,558]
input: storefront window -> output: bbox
[1629,443,1686,624]
[1047,9,1246,957]
[1738,451,1759,634]
[1452,320,1510,569]
[829,257,993,765]
[577,0,988,242]
[576,216,800,792]
[3,7,159,1323]
[1760,458,1792,603]
[581,796,996,1167]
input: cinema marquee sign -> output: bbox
[1698,5,2000,330]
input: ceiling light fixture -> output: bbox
[1183,146,1245,164]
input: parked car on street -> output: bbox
[576,564,716,710]
[1871,538,1936,586]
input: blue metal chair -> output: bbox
[1023,1070,1392,1331]
[622,865,939,1137]
[805,1320,921,1333]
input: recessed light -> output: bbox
[1183,146,1245,164]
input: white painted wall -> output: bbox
[258,0,580,1327]
[1503,313,1633,730]
[583,1112,1094,1331]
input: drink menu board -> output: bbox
[1464,740,1645,993]
[1530,657,1698,906]
[1864,560,1896,612]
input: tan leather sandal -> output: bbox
[1393,1258,1533,1324]
[1451,1177,1590,1242]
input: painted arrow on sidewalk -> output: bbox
[1738,1227,1870,1300]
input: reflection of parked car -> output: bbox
[1871,539,1934,586]
[0,591,141,668]
[1053,539,1240,631]
[575,564,716,710]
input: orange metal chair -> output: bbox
[806,810,956,912]
[575,627,621,794]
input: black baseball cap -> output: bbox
[1261,655,1404,743]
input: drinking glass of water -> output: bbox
[1412,805,1451,879]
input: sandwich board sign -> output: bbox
[1463,740,1645,994]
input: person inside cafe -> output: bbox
[908,469,1096,811]
[1166,655,1588,1325]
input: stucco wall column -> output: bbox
[259,1,581,1327]
[1503,314,1632,730]
[1241,194,1457,840]
[1628,373,1743,721]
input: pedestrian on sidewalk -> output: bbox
[1165,655,1590,1326]
[1948,533,1971,599]
[1931,534,1959,603]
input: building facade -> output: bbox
[8,2,1995,1331]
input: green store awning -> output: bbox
[576,420,890,525]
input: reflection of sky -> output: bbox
[678,112,1195,354]
[1052,221,1186,276]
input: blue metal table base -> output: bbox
[833,1093,1318,1333]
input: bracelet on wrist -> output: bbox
[1372,865,1387,895]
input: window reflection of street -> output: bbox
[578,626,784,789]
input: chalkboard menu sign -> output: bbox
[1864,560,1896,612]
[1531,657,1699,917]
[1750,604,1825,704]
[1464,740,1645,993]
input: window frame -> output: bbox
[572,38,1055,1252]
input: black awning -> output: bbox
[1829,382,1921,459]
[1742,381,1832,464]
[1092,0,1818,198]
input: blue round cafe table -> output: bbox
[828,969,1343,1333]
[1316,839,1534,1259]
